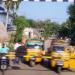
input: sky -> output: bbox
[17,1,73,24]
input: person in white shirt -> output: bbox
[14,42,21,50]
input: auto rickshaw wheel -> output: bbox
[56,66,62,73]
[29,60,35,67]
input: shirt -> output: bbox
[0,47,9,53]
[14,43,21,50]
[15,46,27,57]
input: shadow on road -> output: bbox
[40,59,59,73]
[40,59,51,69]
[8,60,75,73]
[9,68,50,71]
[9,64,50,71]
[11,66,21,70]
[40,59,75,73]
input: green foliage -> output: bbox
[68,4,75,22]
[67,4,75,39]
[13,16,28,29]
[58,4,75,39]
[13,16,29,42]
[58,25,69,38]
[28,19,60,37]
[13,16,60,40]
[27,19,36,28]
[68,4,75,28]
[42,20,60,37]
[4,0,22,10]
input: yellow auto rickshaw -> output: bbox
[23,39,45,67]
[49,44,75,73]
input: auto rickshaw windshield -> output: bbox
[53,46,64,52]
[26,44,43,49]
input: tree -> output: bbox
[58,20,71,38]
[3,0,22,28]
[4,0,21,12]
[67,4,75,44]
[13,16,29,42]
[68,4,75,36]
[58,4,75,39]
[42,20,60,37]
[28,19,60,37]
[27,19,37,28]
[68,4,75,25]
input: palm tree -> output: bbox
[3,0,22,29]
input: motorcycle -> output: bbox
[0,55,9,74]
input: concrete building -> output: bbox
[23,27,42,39]
[0,6,12,25]
[0,6,16,31]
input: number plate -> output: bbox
[1,65,7,70]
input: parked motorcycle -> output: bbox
[0,55,9,74]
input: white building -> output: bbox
[0,6,16,31]
[0,6,12,25]
[23,27,41,39]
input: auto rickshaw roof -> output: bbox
[52,43,68,47]
[52,40,68,46]
[29,38,43,42]
[52,45,65,47]
[26,40,43,45]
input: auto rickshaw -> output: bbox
[49,44,75,73]
[23,39,45,67]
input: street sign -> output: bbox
[1,0,75,2]
[22,0,74,2]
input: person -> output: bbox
[0,43,9,66]
[15,43,27,64]
[14,42,21,51]
[13,42,21,64]
[0,43,9,54]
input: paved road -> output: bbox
[0,61,75,75]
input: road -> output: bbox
[0,61,75,75]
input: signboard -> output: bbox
[22,0,74,2]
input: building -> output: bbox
[23,27,42,39]
[0,6,16,31]
[0,6,12,25]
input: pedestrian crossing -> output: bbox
[22,0,74,2]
